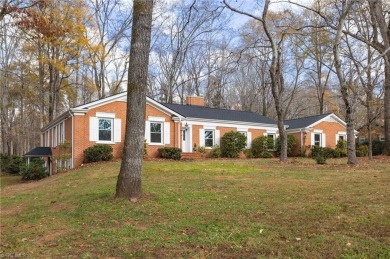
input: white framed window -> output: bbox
[314,133,321,146]
[53,126,57,147]
[379,135,385,141]
[89,113,121,143]
[59,122,65,144]
[150,122,162,144]
[359,136,366,144]
[204,130,214,147]
[98,118,113,142]
[267,133,276,141]
[46,130,50,147]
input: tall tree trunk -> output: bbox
[383,61,390,155]
[116,0,154,200]
[333,0,357,165]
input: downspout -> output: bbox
[69,110,74,169]
[300,129,303,154]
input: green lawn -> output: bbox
[1,158,390,258]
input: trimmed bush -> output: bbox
[158,147,181,160]
[208,145,221,158]
[220,131,247,158]
[261,151,273,158]
[356,145,369,157]
[335,140,347,157]
[20,159,48,180]
[275,135,296,156]
[251,136,274,158]
[310,146,328,164]
[315,154,327,164]
[83,144,113,163]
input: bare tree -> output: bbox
[332,0,358,164]
[85,0,132,99]
[116,0,154,200]
[223,0,303,161]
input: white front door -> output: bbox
[182,126,192,152]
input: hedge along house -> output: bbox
[31,92,279,173]
[285,113,352,156]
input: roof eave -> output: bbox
[172,117,278,128]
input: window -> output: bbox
[314,133,321,146]
[99,118,113,141]
[205,130,214,147]
[359,136,366,144]
[46,131,50,146]
[380,135,385,141]
[53,126,57,146]
[238,131,247,137]
[59,122,64,144]
[338,135,345,142]
[150,122,162,143]
[267,133,276,140]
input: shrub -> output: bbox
[251,136,274,158]
[220,131,247,158]
[322,147,336,158]
[356,145,368,157]
[208,145,221,158]
[315,154,327,164]
[244,149,254,158]
[20,159,48,180]
[310,145,322,158]
[0,154,23,174]
[372,140,384,156]
[275,135,296,156]
[83,144,113,163]
[197,146,206,154]
[261,151,273,158]
[335,140,347,157]
[310,146,328,164]
[158,147,181,160]
[144,139,147,157]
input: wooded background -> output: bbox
[1,0,388,156]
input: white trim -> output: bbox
[148,116,166,122]
[172,117,277,129]
[307,113,346,129]
[96,112,116,118]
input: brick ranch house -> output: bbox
[25,93,351,174]
[285,113,352,156]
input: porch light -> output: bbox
[182,122,189,132]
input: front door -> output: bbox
[182,126,192,152]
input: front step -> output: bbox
[181,152,203,160]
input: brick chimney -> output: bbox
[186,96,204,106]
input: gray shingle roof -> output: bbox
[285,113,331,130]
[24,147,52,157]
[161,103,277,125]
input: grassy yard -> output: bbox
[1,158,390,258]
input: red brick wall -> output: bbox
[71,101,177,167]
[289,120,347,156]
[249,129,267,140]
